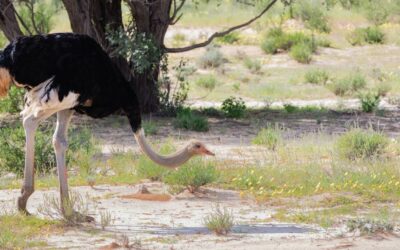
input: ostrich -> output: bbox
[0,33,214,219]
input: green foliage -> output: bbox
[305,69,330,85]
[335,128,389,160]
[204,205,235,236]
[107,28,163,74]
[221,97,246,118]
[365,2,389,25]
[0,125,96,175]
[159,60,192,115]
[196,74,217,91]
[252,127,281,150]
[283,103,297,113]
[290,42,312,63]
[359,91,380,113]
[197,44,225,68]
[165,158,217,193]
[135,143,173,181]
[261,28,317,63]
[17,0,61,34]
[294,1,331,33]
[347,27,385,46]
[0,86,25,113]
[243,58,262,73]
[216,32,240,44]
[329,72,366,96]
[173,108,209,132]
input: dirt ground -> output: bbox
[1,183,399,250]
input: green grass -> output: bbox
[252,127,282,150]
[173,108,209,131]
[0,213,60,249]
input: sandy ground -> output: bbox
[1,183,399,249]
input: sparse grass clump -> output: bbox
[173,108,209,131]
[136,143,174,181]
[252,127,281,150]
[0,213,59,249]
[165,158,217,193]
[216,32,240,44]
[243,58,262,73]
[305,69,330,85]
[221,97,246,118]
[261,28,317,63]
[294,1,331,33]
[204,205,235,236]
[347,27,385,46]
[142,120,158,135]
[359,91,380,113]
[336,128,389,160]
[197,44,224,68]
[347,218,394,235]
[196,74,217,91]
[329,72,366,96]
[99,210,114,230]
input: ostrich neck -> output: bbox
[134,129,193,168]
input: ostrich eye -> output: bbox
[195,144,201,148]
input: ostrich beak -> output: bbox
[202,148,215,156]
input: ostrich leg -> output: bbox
[18,110,55,214]
[53,110,94,222]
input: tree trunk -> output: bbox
[0,0,23,40]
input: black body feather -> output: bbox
[0,33,141,131]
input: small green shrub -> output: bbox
[290,42,312,63]
[347,27,385,46]
[216,32,240,44]
[243,58,262,73]
[0,125,96,175]
[305,69,330,85]
[135,143,174,181]
[173,108,209,132]
[165,158,217,193]
[295,1,331,33]
[196,74,217,91]
[365,2,389,26]
[330,72,366,96]
[221,97,246,118]
[252,127,281,150]
[336,128,389,160]
[197,44,224,68]
[0,86,25,113]
[283,103,298,113]
[142,120,158,135]
[261,27,288,54]
[359,92,380,113]
[204,205,235,236]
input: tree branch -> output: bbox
[164,0,278,53]
[169,0,185,24]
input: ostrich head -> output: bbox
[134,129,214,168]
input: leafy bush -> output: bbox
[329,72,366,96]
[0,86,25,113]
[243,58,262,73]
[365,2,389,25]
[204,205,235,236]
[165,158,217,193]
[0,125,96,175]
[347,27,385,46]
[252,127,281,150]
[196,74,217,91]
[295,1,331,33]
[335,128,389,160]
[347,218,394,235]
[197,44,225,68]
[261,28,317,63]
[173,108,209,132]
[305,69,330,85]
[283,103,298,113]
[216,32,240,44]
[221,97,246,118]
[359,92,380,113]
[290,42,313,63]
[135,142,173,181]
